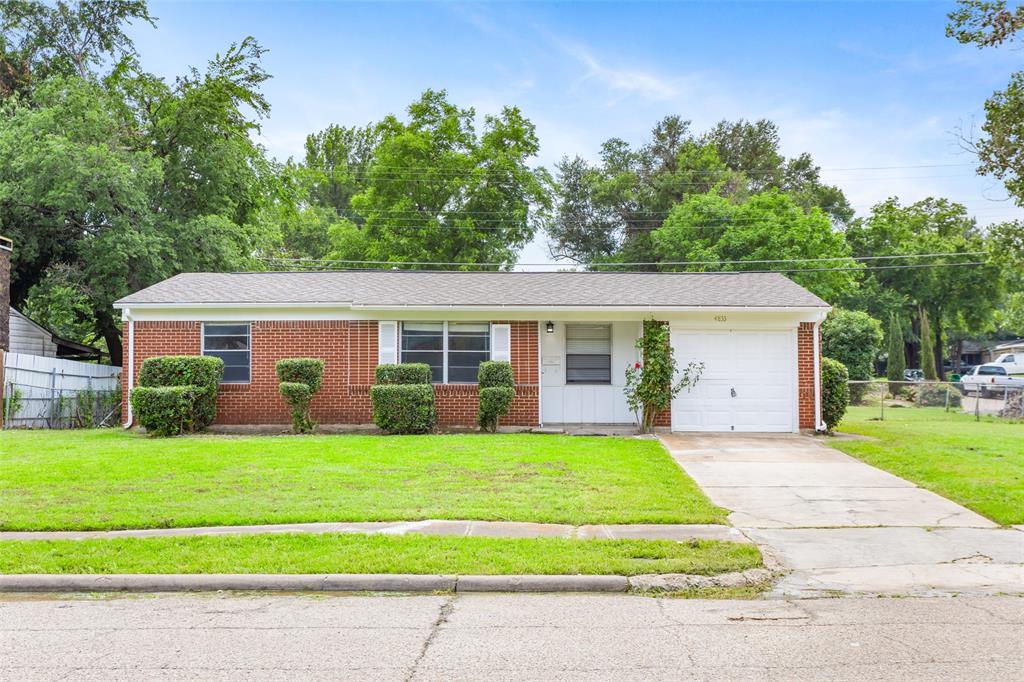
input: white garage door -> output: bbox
[670,329,797,432]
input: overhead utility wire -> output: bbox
[262,251,986,267]
[255,261,987,274]
[259,253,987,268]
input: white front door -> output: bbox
[670,329,797,432]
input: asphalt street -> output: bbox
[1,593,1021,681]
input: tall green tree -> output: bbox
[0,37,278,363]
[545,116,852,266]
[331,89,551,268]
[652,190,857,301]
[0,0,153,97]
[919,307,937,380]
[844,198,1002,377]
[887,312,907,395]
[947,1,1024,205]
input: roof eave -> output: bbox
[115,301,831,313]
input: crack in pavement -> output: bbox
[405,595,455,681]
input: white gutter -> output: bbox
[115,301,830,314]
[813,314,826,432]
[123,311,134,429]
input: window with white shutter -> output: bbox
[378,321,398,365]
[490,324,511,363]
[565,324,611,384]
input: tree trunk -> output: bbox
[97,312,123,367]
[933,312,945,381]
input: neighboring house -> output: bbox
[115,271,831,433]
[983,339,1024,363]
[9,308,102,361]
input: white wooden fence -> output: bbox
[2,352,121,428]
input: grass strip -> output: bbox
[831,406,1024,525]
[0,534,762,576]
[0,430,725,530]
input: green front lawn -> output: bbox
[0,534,760,576]
[831,406,1024,525]
[0,430,724,530]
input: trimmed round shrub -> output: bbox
[279,381,315,433]
[136,355,223,433]
[916,383,962,408]
[370,384,436,434]
[276,358,325,393]
[478,361,514,389]
[821,357,850,433]
[375,363,432,385]
[276,358,325,433]
[138,355,224,389]
[479,386,515,433]
[131,385,209,437]
[477,361,514,432]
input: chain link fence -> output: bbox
[849,380,1024,421]
[2,352,121,429]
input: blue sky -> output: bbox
[133,1,1021,265]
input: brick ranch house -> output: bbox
[115,270,830,432]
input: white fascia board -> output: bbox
[119,301,831,323]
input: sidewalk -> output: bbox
[0,520,750,543]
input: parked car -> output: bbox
[958,364,1024,398]
[903,369,925,382]
[989,353,1024,375]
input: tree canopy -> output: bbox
[652,190,856,301]
[545,116,853,265]
[0,29,277,363]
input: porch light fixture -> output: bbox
[545,321,555,334]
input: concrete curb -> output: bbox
[0,571,768,594]
[457,575,628,593]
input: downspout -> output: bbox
[536,321,543,427]
[812,315,826,432]
[123,310,134,429]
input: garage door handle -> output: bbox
[730,387,737,398]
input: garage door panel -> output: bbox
[671,329,796,433]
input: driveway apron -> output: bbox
[660,433,1024,597]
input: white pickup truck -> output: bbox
[989,353,1024,375]
[959,364,1024,398]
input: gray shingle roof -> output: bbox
[114,271,829,308]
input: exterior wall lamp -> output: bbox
[545,321,555,334]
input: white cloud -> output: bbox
[558,40,682,103]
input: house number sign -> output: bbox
[714,315,728,322]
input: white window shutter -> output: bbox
[491,324,511,362]
[378,321,398,364]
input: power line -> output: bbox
[259,252,988,269]
[300,162,976,176]
[256,261,987,274]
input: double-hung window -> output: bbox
[565,324,612,384]
[399,322,491,383]
[400,323,445,382]
[446,323,490,383]
[202,323,251,383]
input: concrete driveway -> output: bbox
[660,433,1024,597]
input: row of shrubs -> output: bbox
[130,355,516,437]
[369,361,515,434]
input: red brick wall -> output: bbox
[797,322,819,429]
[125,319,540,428]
